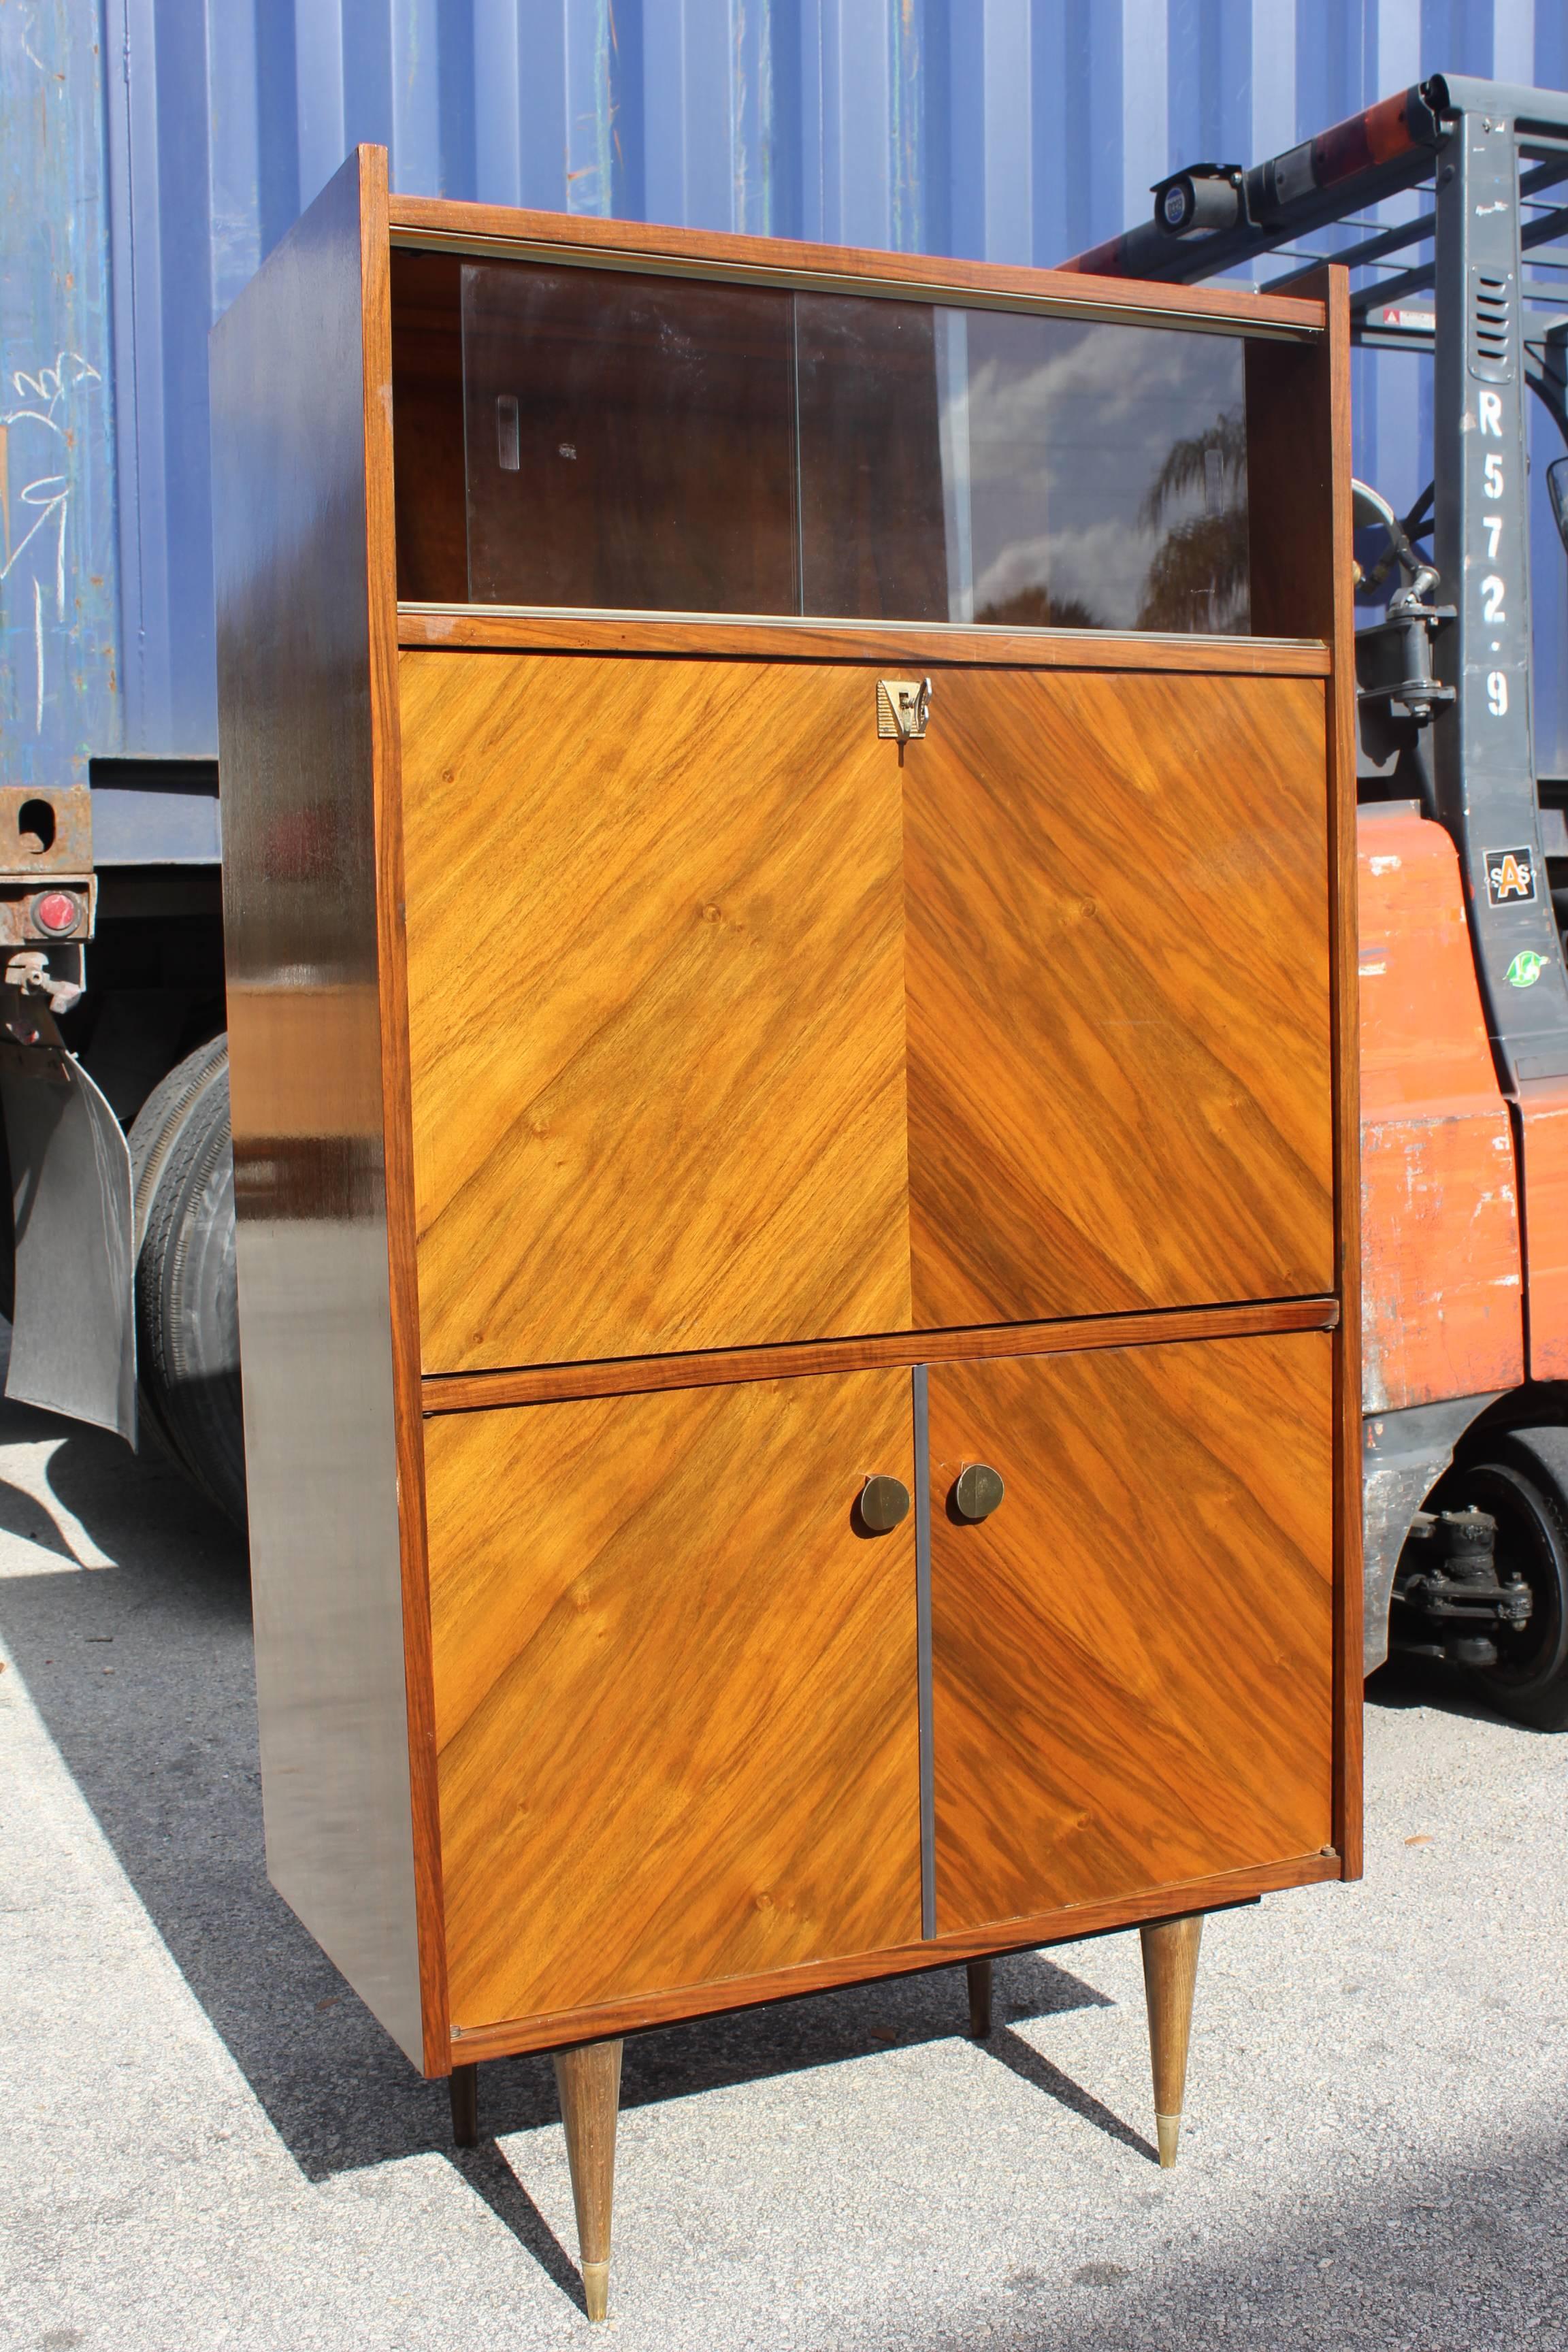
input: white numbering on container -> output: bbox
[1484,453,1505,497]
[1488,670,1509,717]
[1482,574,1507,623]
[1484,513,1504,559]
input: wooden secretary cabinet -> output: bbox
[212,146,1360,2322]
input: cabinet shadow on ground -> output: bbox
[0,1388,1145,2285]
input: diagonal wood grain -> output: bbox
[427,1369,922,2030]
[904,668,1334,1325]
[930,1330,1335,1933]
[399,650,911,1372]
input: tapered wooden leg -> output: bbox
[966,1957,994,2040]
[1140,1914,1203,2168]
[449,2061,478,2149]
[554,2039,623,2322]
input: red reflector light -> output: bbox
[33,890,81,936]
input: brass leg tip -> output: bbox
[1155,2112,1181,2169]
[581,2261,610,2322]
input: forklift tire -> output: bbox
[127,1036,246,1531]
[1442,1432,1568,1731]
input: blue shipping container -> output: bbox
[3,0,1567,803]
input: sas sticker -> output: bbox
[1486,845,1537,905]
[1507,949,1546,989]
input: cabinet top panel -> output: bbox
[387,197,1326,340]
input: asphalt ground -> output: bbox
[4,1385,1568,2352]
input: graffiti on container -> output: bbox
[1,350,102,733]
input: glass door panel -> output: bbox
[461,262,798,612]
[451,255,1253,634]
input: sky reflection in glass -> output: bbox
[463,261,1250,634]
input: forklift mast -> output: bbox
[1061,74,1568,1101]
[1062,78,1568,1717]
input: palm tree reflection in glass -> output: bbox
[1137,407,1250,634]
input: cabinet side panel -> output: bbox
[212,150,425,2066]
[1322,269,1365,1878]
[1248,273,1364,1872]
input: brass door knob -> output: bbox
[953,1463,1005,1522]
[858,1475,911,1534]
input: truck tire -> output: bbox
[127,1035,246,1529]
[1441,1430,1568,1731]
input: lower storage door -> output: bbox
[929,1330,1336,1934]
[425,1368,922,2033]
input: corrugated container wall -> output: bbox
[3,0,1567,786]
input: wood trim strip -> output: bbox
[386,195,1326,338]
[421,1296,1340,1415]
[396,605,1333,674]
[912,1365,936,1942]
[362,148,451,2070]
[446,1849,1341,2062]
[1310,263,1367,1883]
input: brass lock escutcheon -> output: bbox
[953,1463,1005,1522]
[877,676,932,742]
[858,1474,911,1534]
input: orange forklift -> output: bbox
[1062,73,1568,1725]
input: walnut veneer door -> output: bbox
[930,1330,1335,1934]
[427,1367,921,2031]
[905,668,1334,1324]
[399,650,911,1372]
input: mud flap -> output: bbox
[0,1040,135,1441]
